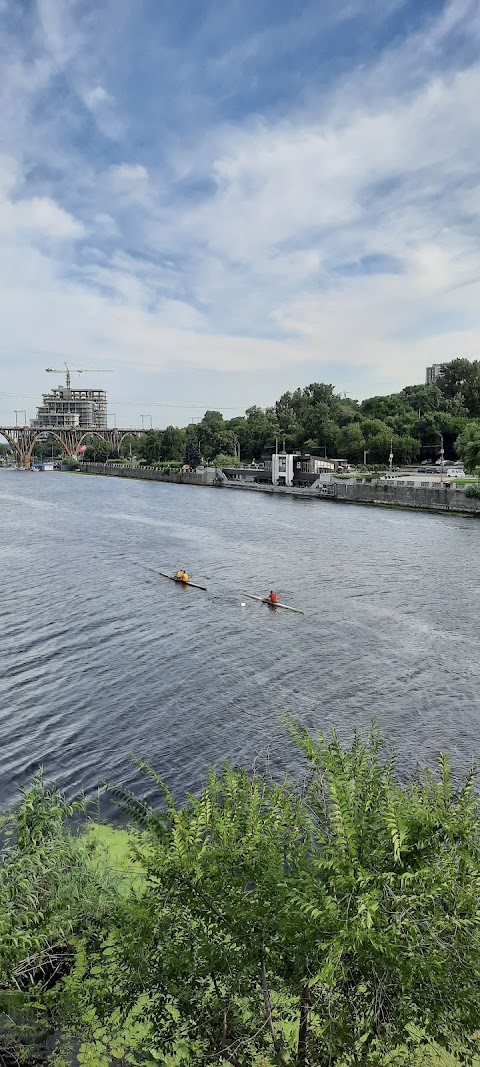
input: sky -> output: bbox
[1,0,480,427]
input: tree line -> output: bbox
[2,724,480,1067]
[79,359,480,470]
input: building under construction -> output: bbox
[31,385,108,430]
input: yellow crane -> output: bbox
[45,363,113,397]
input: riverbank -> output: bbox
[77,462,480,515]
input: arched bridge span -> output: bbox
[0,427,144,468]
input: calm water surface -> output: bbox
[1,470,479,812]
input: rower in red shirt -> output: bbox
[268,590,278,604]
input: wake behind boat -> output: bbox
[245,593,304,615]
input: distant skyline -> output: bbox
[1,0,480,427]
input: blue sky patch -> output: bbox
[0,0,479,422]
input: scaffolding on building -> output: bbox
[31,386,108,430]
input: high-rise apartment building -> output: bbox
[425,364,443,384]
[31,385,108,430]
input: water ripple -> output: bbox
[0,469,479,813]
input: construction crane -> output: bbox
[45,362,113,396]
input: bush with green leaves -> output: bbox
[465,482,480,498]
[0,775,121,1065]
[3,728,480,1067]
[98,727,480,1067]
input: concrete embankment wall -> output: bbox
[77,464,480,515]
[334,481,480,514]
[80,463,219,486]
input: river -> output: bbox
[1,469,479,812]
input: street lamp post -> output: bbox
[439,432,444,482]
[14,410,27,426]
[140,415,152,430]
[363,449,370,466]
[108,413,117,427]
[389,437,394,474]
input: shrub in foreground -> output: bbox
[2,726,480,1066]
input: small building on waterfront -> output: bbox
[271,452,336,487]
[272,451,294,486]
[293,455,336,486]
[221,466,271,484]
[222,452,344,488]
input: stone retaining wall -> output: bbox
[335,481,480,513]
[80,463,219,486]
[77,463,480,514]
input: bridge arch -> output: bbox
[75,430,109,454]
[116,431,143,450]
[0,430,22,461]
[26,431,74,464]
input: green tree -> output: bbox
[184,432,202,469]
[197,411,236,462]
[400,382,446,415]
[437,358,480,417]
[367,433,391,464]
[83,442,112,462]
[275,384,355,456]
[120,433,142,459]
[360,393,408,423]
[337,422,366,462]
[213,452,240,467]
[455,420,480,472]
[160,425,187,462]
[0,776,119,1065]
[4,731,480,1066]
[361,418,393,441]
[98,728,480,1067]
[63,456,79,470]
[136,430,163,464]
[392,434,420,464]
[228,406,279,462]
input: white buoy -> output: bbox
[241,602,246,607]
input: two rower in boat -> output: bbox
[175,569,190,584]
[160,572,301,610]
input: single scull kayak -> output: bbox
[158,571,207,591]
[245,593,304,614]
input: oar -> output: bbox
[245,593,304,615]
[158,571,207,592]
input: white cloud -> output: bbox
[15,197,85,238]
[111,164,149,183]
[84,85,110,109]
[186,64,480,270]
[1,0,480,419]
[0,157,85,239]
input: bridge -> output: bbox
[0,426,145,468]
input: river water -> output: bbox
[1,469,479,812]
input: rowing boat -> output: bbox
[245,593,304,614]
[158,571,207,591]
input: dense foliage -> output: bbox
[2,726,480,1066]
[454,421,480,473]
[128,359,480,467]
